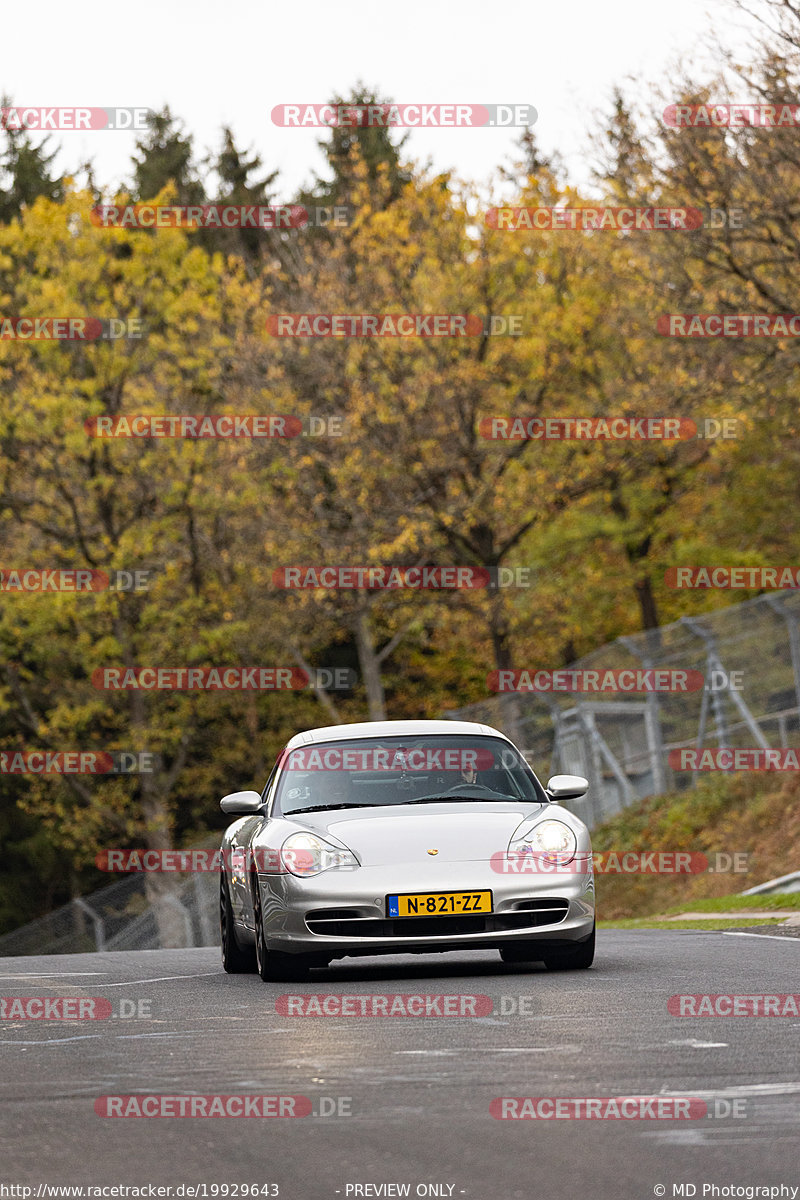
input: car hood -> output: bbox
[290,802,546,866]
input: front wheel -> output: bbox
[542,923,595,971]
[220,873,257,974]
[499,942,541,965]
[252,875,314,982]
[499,923,595,970]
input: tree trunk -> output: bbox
[487,589,525,743]
[139,778,190,949]
[634,574,660,633]
[124,658,188,949]
[353,608,388,721]
[488,589,514,672]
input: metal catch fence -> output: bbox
[446,593,800,829]
[0,870,218,957]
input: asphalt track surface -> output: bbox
[1,932,799,1199]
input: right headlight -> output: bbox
[508,819,577,865]
[281,832,359,877]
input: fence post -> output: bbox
[682,618,731,749]
[72,897,107,953]
[766,595,800,729]
[618,635,667,796]
[683,617,769,750]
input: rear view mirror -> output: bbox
[545,774,589,800]
[220,790,263,816]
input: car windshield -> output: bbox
[274,734,547,816]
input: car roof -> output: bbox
[284,719,511,750]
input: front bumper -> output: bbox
[256,859,595,957]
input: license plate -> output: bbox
[387,890,493,918]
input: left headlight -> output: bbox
[282,832,360,878]
[508,819,577,865]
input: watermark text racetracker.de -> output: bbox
[478,416,739,441]
[0,569,151,593]
[276,993,593,1017]
[272,103,536,127]
[90,666,357,691]
[0,107,153,131]
[265,314,522,337]
[490,667,740,695]
[666,566,800,589]
[664,101,800,127]
[669,994,800,1017]
[491,850,749,875]
[486,205,747,231]
[669,747,800,771]
[0,318,144,340]
[273,565,538,589]
[490,1096,749,1119]
[658,314,800,337]
[94,1094,352,1118]
[84,415,345,439]
[91,204,352,230]
[0,996,152,1019]
[95,848,338,872]
[1,751,156,775]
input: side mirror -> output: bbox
[546,774,589,800]
[220,790,264,816]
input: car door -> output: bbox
[233,758,282,927]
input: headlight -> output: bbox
[508,819,577,865]
[282,832,359,877]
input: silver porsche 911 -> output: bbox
[219,719,595,981]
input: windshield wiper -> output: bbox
[283,803,381,815]
[401,793,519,805]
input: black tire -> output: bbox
[542,923,595,971]
[252,875,313,983]
[499,942,542,965]
[499,922,596,970]
[220,872,257,974]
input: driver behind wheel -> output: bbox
[443,764,484,793]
